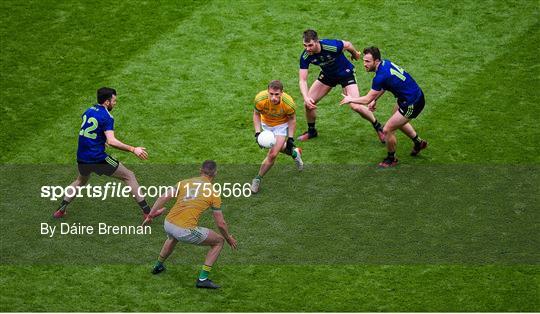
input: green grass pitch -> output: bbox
[1,0,539,311]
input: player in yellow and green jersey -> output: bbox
[144,160,237,289]
[251,80,304,193]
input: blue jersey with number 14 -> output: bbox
[77,104,114,163]
[372,59,422,105]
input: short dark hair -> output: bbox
[303,29,318,42]
[97,87,117,104]
[201,160,217,177]
[363,46,381,61]
[267,80,283,91]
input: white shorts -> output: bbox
[164,220,209,244]
[262,122,288,137]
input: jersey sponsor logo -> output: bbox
[318,60,335,66]
[321,44,337,52]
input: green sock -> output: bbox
[199,264,212,280]
[291,150,297,158]
[255,175,263,180]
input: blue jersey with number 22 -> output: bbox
[77,104,114,162]
[372,59,422,105]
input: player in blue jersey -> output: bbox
[341,46,428,168]
[298,29,385,143]
[53,87,160,220]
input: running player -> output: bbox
[251,80,303,193]
[52,87,155,220]
[340,46,428,168]
[298,29,385,143]
[145,160,237,289]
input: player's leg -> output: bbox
[281,142,303,171]
[276,123,303,171]
[398,120,426,155]
[344,83,385,143]
[298,80,332,141]
[398,94,428,156]
[251,135,287,193]
[110,162,151,217]
[53,170,90,218]
[151,236,177,274]
[379,109,410,168]
[196,229,225,289]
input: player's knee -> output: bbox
[214,235,225,247]
[121,169,136,181]
[383,125,394,135]
[304,103,316,110]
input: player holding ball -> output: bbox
[251,80,304,193]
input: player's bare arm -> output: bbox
[341,89,384,106]
[212,210,237,249]
[299,69,316,109]
[287,114,296,138]
[253,110,262,133]
[142,187,176,225]
[105,130,148,160]
[342,40,361,61]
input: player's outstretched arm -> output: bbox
[212,210,237,250]
[142,187,176,225]
[342,40,361,61]
[340,89,384,106]
[104,130,148,160]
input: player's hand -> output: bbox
[368,100,377,112]
[133,147,148,160]
[151,207,166,218]
[227,235,238,250]
[304,97,317,110]
[142,215,153,226]
[142,207,166,226]
[340,93,353,106]
[285,137,295,152]
[255,132,263,149]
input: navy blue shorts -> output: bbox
[317,71,356,88]
[77,155,119,176]
[398,92,425,119]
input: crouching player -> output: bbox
[341,47,428,168]
[251,80,304,193]
[144,160,237,289]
